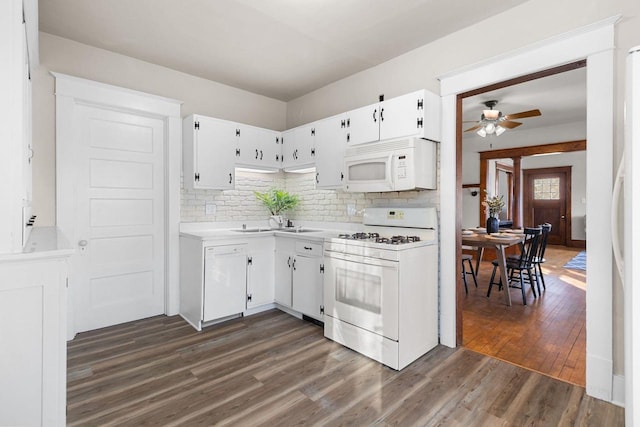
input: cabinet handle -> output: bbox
[235,148,240,157]
[293,259,296,271]
[341,119,345,128]
[373,109,377,122]
[229,173,233,184]
[315,173,319,184]
[260,150,263,160]
[247,294,252,302]
[347,118,350,127]
[380,108,384,122]
[287,256,291,267]
[236,129,240,137]
[304,246,312,250]
[340,172,344,181]
[255,149,259,159]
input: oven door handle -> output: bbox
[324,252,398,269]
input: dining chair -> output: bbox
[461,253,478,294]
[487,227,542,305]
[508,223,552,294]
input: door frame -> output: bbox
[523,166,572,246]
[438,16,618,402]
[52,72,182,339]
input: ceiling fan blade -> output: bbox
[504,109,541,120]
[499,120,522,129]
[464,124,482,132]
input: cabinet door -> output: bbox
[346,102,380,146]
[379,90,425,141]
[292,255,323,319]
[203,245,247,321]
[236,123,259,166]
[281,129,296,170]
[247,248,275,308]
[314,114,346,189]
[294,123,316,167]
[274,251,293,307]
[195,116,236,189]
[259,129,282,169]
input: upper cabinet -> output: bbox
[314,113,347,189]
[183,115,236,190]
[282,123,316,171]
[235,124,282,171]
[346,90,441,146]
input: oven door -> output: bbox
[324,251,399,340]
[343,153,394,192]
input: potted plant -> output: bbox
[482,191,505,234]
[254,188,299,228]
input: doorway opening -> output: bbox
[457,61,589,386]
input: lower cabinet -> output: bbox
[180,234,323,331]
[275,237,324,321]
[0,254,69,427]
[246,237,275,309]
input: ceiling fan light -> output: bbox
[485,123,496,134]
[495,126,506,136]
[477,128,487,137]
[483,109,500,120]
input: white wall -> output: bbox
[522,151,587,240]
[32,32,288,226]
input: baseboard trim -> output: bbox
[567,239,587,249]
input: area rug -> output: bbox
[564,251,586,270]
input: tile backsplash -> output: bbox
[182,173,440,224]
[181,149,440,224]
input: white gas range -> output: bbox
[323,207,439,370]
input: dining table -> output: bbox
[461,230,525,306]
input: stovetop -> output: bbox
[337,232,423,245]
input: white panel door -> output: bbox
[379,90,424,141]
[315,114,346,188]
[74,105,165,332]
[346,102,380,146]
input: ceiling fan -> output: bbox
[464,100,541,137]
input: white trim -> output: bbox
[438,18,617,401]
[612,374,625,407]
[52,72,183,336]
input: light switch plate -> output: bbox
[205,203,216,215]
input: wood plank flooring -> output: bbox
[462,245,587,386]
[67,308,624,425]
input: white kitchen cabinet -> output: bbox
[292,253,324,319]
[346,89,441,146]
[246,237,275,309]
[282,123,316,171]
[203,244,247,322]
[314,113,348,189]
[274,237,295,307]
[183,114,236,190]
[236,123,282,171]
[0,228,72,427]
[275,237,324,320]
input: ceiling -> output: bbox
[462,66,587,153]
[39,0,530,102]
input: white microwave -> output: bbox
[343,137,437,192]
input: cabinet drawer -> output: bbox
[295,241,322,257]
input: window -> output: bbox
[533,177,560,200]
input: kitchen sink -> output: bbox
[278,228,321,233]
[231,228,271,233]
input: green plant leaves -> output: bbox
[253,188,299,215]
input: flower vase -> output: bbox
[486,215,500,234]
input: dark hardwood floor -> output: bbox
[67,308,623,425]
[463,245,587,386]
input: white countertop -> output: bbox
[179,227,344,242]
[0,227,74,263]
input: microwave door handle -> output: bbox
[386,154,394,191]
